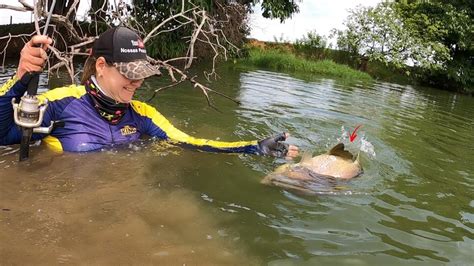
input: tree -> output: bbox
[333,3,450,71]
[294,30,328,49]
[128,0,302,59]
[49,0,79,20]
[252,0,299,22]
[333,1,473,91]
[129,0,248,61]
[0,0,244,109]
[394,0,473,91]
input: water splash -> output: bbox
[360,135,376,159]
[338,126,376,159]
[337,125,349,143]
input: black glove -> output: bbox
[258,133,289,157]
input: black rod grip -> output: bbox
[25,42,42,96]
[19,128,32,161]
[26,73,40,96]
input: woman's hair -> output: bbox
[80,56,97,84]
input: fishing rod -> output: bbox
[11,0,61,162]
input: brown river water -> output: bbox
[1,64,473,265]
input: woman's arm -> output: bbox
[131,100,298,157]
[0,35,53,144]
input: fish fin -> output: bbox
[355,151,361,163]
[300,150,313,164]
[355,151,363,173]
[327,143,354,160]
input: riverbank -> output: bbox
[241,40,473,95]
[239,47,372,82]
[240,40,413,85]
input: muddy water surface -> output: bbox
[1,145,259,264]
[1,64,473,265]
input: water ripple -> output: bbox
[235,69,474,263]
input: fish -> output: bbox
[261,143,362,194]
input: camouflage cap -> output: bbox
[113,60,161,80]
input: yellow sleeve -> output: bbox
[131,100,260,154]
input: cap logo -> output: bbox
[138,39,145,49]
[122,39,146,54]
[131,39,145,49]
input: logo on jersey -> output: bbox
[120,125,137,136]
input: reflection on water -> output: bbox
[1,66,474,264]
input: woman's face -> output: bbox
[95,57,144,103]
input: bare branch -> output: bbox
[19,0,34,10]
[185,10,207,69]
[0,4,32,12]
[69,37,96,50]
[0,33,32,41]
[145,80,185,102]
[143,1,197,43]
[0,0,244,109]
[0,33,33,71]
[50,14,83,42]
[65,0,81,19]
[163,57,195,64]
[191,76,239,105]
[48,45,74,81]
[33,0,41,35]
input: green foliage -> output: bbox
[241,48,373,81]
[239,0,300,22]
[334,1,473,92]
[294,30,328,50]
[394,0,473,91]
[129,0,250,60]
[129,1,193,59]
[259,0,299,22]
[333,3,451,70]
[80,0,301,61]
[248,41,411,84]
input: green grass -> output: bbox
[241,48,373,82]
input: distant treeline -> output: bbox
[244,40,412,85]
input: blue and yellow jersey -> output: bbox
[0,76,261,153]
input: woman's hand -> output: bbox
[16,35,52,80]
[258,132,299,158]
